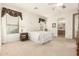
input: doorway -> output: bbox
[57,19,65,37]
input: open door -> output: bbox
[57,19,65,37]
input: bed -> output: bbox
[28,31,53,44]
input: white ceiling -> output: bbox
[2,3,78,17]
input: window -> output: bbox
[6,14,19,34]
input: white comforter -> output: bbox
[28,31,53,44]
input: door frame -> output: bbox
[57,20,65,37]
[73,13,79,39]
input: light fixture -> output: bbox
[34,7,38,9]
[56,3,64,6]
[48,3,55,5]
[52,8,55,10]
[56,3,66,8]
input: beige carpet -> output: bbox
[0,37,77,56]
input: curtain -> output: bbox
[1,7,23,20]
[39,18,46,23]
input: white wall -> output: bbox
[21,11,40,32]
[1,4,46,43]
[46,11,77,39]
[47,17,58,37]
[65,13,73,39]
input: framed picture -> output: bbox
[52,23,56,28]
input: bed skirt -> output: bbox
[28,31,53,44]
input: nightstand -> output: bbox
[20,33,29,41]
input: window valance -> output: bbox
[39,18,46,23]
[1,7,23,20]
